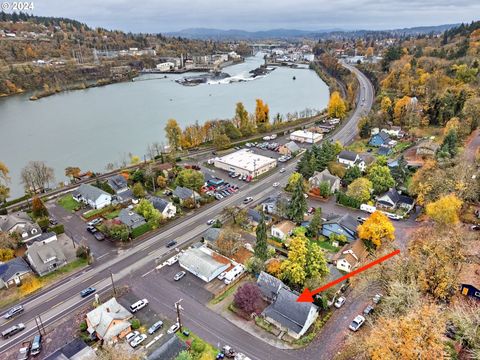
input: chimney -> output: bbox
[106,308,110,312]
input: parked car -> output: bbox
[166,240,177,248]
[3,305,24,319]
[49,217,58,225]
[470,225,480,231]
[349,315,366,331]
[243,197,253,204]
[279,168,285,173]
[80,287,96,298]
[17,341,31,360]
[167,322,180,334]
[174,271,186,281]
[207,219,215,225]
[357,216,367,224]
[373,293,383,304]
[93,231,105,241]
[148,321,164,335]
[86,226,97,234]
[163,190,173,196]
[303,193,309,198]
[88,218,102,226]
[363,305,374,316]
[125,331,140,343]
[130,299,149,313]
[307,207,316,214]
[31,334,42,356]
[272,182,280,187]
[215,194,224,200]
[334,296,346,308]
[130,334,147,348]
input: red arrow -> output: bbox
[297,249,400,302]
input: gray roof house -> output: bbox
[148,334,188,360]
[26,240,68,276]
[44,338,97,360]
[118,208,146,229]
[73,184,112,209]
[86,297,132,342]
[107,175,128,194]
[376,188,415,212]
[308,169,341,193]
[257,271,287,302]
[279,141,301,155]
[202,227,222,244]
[0,212,41,243]
[172,186,200,202]
[0,257,33,288]
[262,287,318,339]
[149,196,177,218]
[322,214,359,242]
[338,150,359,163]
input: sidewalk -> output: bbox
[208,280,293,350]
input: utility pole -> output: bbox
[175,299,183,332]
[110,270,117,296]
[37,315,46,335]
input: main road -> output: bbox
[0,62,374,358]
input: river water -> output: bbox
[0,53,329,198]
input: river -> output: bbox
[0,53,329,198]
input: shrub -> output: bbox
[191,338,206,354]
[336,191,361,209]
[130,318,140,329]
[36,217,50,231]
[79,321,87,332]
[131,223,152,238]
[76,245,90,259]
[49,224,65,234]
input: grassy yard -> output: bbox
[346,139,369,153]
[315,239,340,253]
[58,194,80,212]
[104,209,121,220]
[177,327,219,359]
[393,141,414,154]
[210,283,238,305]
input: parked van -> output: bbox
[360,204,376,214]
[224,265,245,285]
[129,299,149,313]
[31,334,42,355]
[1,323,25,339]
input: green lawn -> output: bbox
[104,209,121,220]
[315,240,340,253]
[83,207,107,219]
[58,195,80,212]
[393,141,413,154]
[41,258,89,284]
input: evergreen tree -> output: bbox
[437,129,458,158]
[296,149,312,178]
[315,141,336,171]
[254,212,268,261]
[343,165,362,186]
[288,175,307,222]
[308,208,323,240]
[391,156,409,185]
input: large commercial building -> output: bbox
[289,130,323,144]
[214,149,277,178]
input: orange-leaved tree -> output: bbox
[358,211,395,248]
[425,194,463,225]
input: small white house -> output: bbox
[150,196,177,219]
[333,239,367,273]
[271,220,296,241]
[73,184,112,209]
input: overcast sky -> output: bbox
[32,0,479,33]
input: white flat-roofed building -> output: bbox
[214,149,277,178]
[156,62,175,72]
[290,130,323,144]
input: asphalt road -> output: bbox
[0,63,374,358]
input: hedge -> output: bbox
[336,191,361,209]
[50,224,65,234]
[131,223,152,238]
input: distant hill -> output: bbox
[166,24,460,40]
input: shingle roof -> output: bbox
[283,141,300,153]
[27,241,67,275]
[338,150,358,162]
[149,196,171,212]
[247,209,263,223]
[203,228,221,243]
[147,334,187,360]
[0,212,34,232]
[0,257,32,283]
[377,131,391,142]
[262,287,317,335]
[173,186,199,200]
[323,214,359,234]
[378,146,392,156]
[86,298,132,340]
[257,271,286,300]
[107,175,128,192]
[309,169,340,188]
[73,184,110,202]
[118,209,146,229]
[179,247,229,281]
[273,220,296,234]
[379,188,414,207]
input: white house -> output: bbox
[271,220,296,241]
[0,212,42,243]
[337,150,372,172]
[149,196,177,219]
[72,184,112,209]
[332,239,367,273]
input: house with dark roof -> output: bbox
[278,141,301,156]
[262,287,318,339]
[261,196,289,217]
[247,208,266,226]
[377,145,392,157]
[337,150,359,168]
[44,338,96,360]
[73,184,112,209]
[0,212,41,243]
[118,209,146,229]
[322,214,359,242]
[369,131,391,147]
[0,257,32,288]
[458,263,480,301]
[202,227,222,244]
[257,271,286,302]
[149,196,176,218]
[376,188,415,212]
[147,334,187,360]
[172,186,200,204]
[107,175,128,194]
[26,239,68,276]
[308,169,341,193]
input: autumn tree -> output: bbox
[233,282,263,314]
[266,259,282,276]
[380,96,393,120]
[0,161,10,203]
[287,175,307,222]
[132,182,145,198]
[136,199,163,228]
[213,132,231,150]
[31,196,48,218]
[64,166,81,180]
[255,99,269,125]
[0,248,15,262]
[449,303,480,357]
[366,161,395,194]
[286,172,302,192]
[20,161,55,194]
[156,176,167,189]
[165,118,182,151]
[176,169,204,192]
[426,194,462,225]
[327,91,347,119]
[358,211,395,248]
[255,212,268,261]
[216,229,242,257]
[346,178,372,203]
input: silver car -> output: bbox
[174,271,186,281]
[129,334,147,348]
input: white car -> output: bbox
[279,168,286,173]
[373,293,383,304]
[349,315,366,331]
[130,334,147,348]
[334,296,346,308]
[207,219,215,225]
[125,331,140,343]
[167,322,180,334]
[272,182,280,187]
